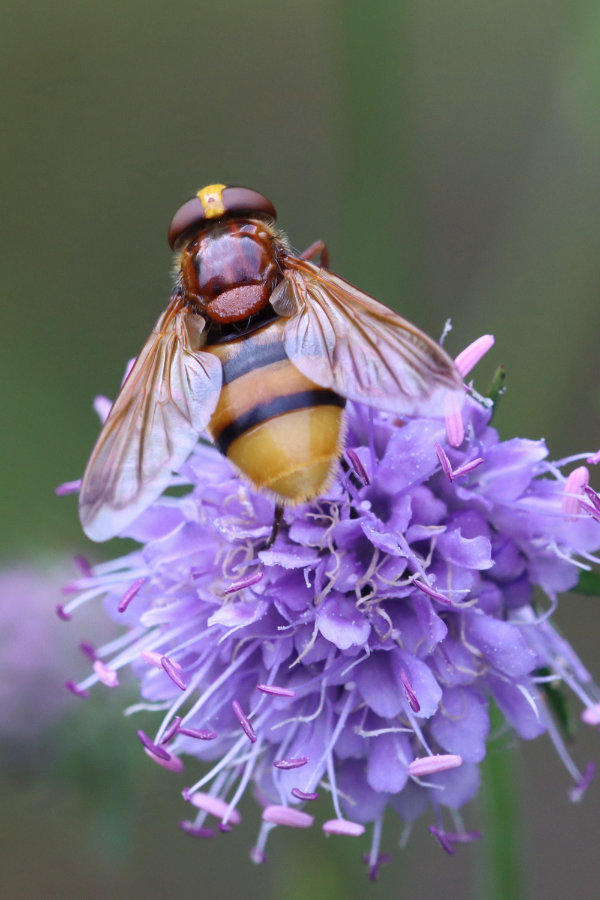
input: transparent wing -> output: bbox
[270,257,463,416]
[79,300,222,541]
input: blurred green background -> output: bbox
[2,1,600,897]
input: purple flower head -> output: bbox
[61,338,600,871]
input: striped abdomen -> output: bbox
[205,318,346,502]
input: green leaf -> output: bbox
[573,569,600,596]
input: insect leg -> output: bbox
[300,240,329,269]
[265,504,285,549]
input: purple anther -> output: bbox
[429,825,455,855]
[346,448,370,485]
[262,805,314,828]
[435,443,454,481]
[64,680,89,698]
[584,484,600,513]
[412,579,452,605]
[399,669,420,712]
[93,660,119,687]
[161,656,187,691]
[569,761,596,803]
[587,449,600,464]
[579,500,600,523]
[78,641,97,661]
[322,819,365,837]
[160,716,182,744]
[73,555,93,577]
[118,577,147,613]
[454,334,495,378]
[137,729,171,761]
[363,853,391,882]
[452,457,484,479]
[55,479,82,496]
[224,571,263,594]
[56,603,72,621]
[219,823,231,833]
[256,684,296,698]
[408,754,463,777]
[178,821,215,839]
[177,727,218,740]
[273,757,309,770]
[291,788,319,801]
[232,699,257,743]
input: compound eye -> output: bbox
[221,187,277,221]
[168,185,277,250]
[168,198,207,250]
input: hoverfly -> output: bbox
[79,184,463,541]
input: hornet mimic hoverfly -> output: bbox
[79,184,463,542]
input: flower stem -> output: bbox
[479,708,525,900]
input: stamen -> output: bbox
[160,716,182,744]
[56,603,72,621]
[273,757,309,770]
[444,390,465,448]
[232,700,257,743]
[582,703,600,726]
[346,448,371,485]
[161,656,187,691]
[141,649,166,668]
[454,334,495,377]
[256,684,296,698]
[64,680,89,698]
[262,805,314,828]
[73,555,93,577]
[429,825,455,855]
[55,479,82,496]
[562,467,589,521]
[452,458,484,479]
[177,727,218,740]
[412,579,452,605]
[250,846,267,864]
[291,788,319,801]
[118,577,147,613]
[78,641,97,661]
[187,791,242,824]
[93,660,119,687]
[322,819,365,836]
[178,821,215,838]
[586,450,600,464]
[145,750,184,773]
[224,571,263,594]
[408,754,463,777]
[435,444,453,481]
[399,669,420,712]
[137,729,171,761]
[569,761,596,803]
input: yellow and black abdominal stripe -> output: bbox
[206,321,346,502]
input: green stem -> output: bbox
[479,712,525,900]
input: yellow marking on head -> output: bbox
[196,184,227,218]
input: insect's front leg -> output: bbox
[265,504,285,549]
[300,240,329,269]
